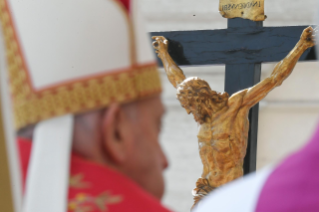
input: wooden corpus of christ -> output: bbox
[150,19,317,175]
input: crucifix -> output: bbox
[150,0,317,209]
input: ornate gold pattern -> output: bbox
[0,0,161,130]
[153,27,316,208]
[68,192,123,212]
[69,174,123,212]
[70,174,91,189]
[12,65,161,130]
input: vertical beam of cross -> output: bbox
[225,18,263,174]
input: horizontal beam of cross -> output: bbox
[151,25,316,66]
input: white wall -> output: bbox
[140,1,319,211]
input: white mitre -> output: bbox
[0,0,161,211]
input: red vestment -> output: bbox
[18,138,173,212]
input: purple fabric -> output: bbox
[255,124,319,212]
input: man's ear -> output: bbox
[101,103,134,165]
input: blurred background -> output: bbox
[140,0,319,211]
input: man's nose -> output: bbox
[161,150,169,170]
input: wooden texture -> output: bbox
[151,26,316,67]
[152,26,316,208]
[226,18,263,175]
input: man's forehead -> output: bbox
[136,95,164,115]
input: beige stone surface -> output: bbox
[140,1,319,211]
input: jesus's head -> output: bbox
[177,77,229,124]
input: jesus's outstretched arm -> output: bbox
[239,26,316,108]
[152,36,186,88]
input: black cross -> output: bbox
[151,18,317,175]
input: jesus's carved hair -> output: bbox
[176,77,229,123]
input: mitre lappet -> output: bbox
[0,0,162,211]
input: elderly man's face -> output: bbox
[72,95,168,200]
[124,96,168,199]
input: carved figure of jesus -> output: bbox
[152,26,316,207]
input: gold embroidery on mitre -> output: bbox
[0,0,162,130]
[11,65,161,130]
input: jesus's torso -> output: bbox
[197,93,250,187]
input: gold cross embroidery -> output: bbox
[69,174,91,189]
[69,174,123,212]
